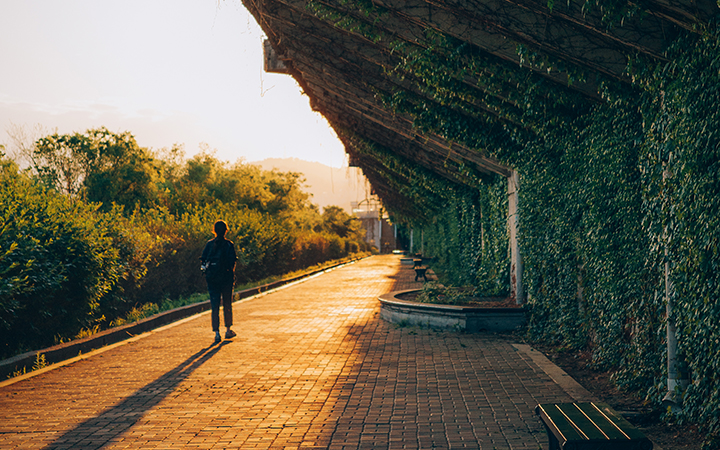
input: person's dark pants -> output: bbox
[208,281,233,332]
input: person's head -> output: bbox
[213,220,228,238]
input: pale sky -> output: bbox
[0,0,349,168]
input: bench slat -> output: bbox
[558,403,611,441]
[573,403,629,440]
[536,404,587,443]
[592,403,652,442]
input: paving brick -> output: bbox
[0,255,574,449]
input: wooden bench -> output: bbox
[414,267,428,281]
[535,402,653,450]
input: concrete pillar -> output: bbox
[662,167,690,410]
[378,217,382,249]
[508,171,524,305]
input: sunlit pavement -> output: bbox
[0,255,577,449]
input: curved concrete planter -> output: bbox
[379,289,526,332]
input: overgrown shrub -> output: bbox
[127,202,295,301]
[0,159,140,358]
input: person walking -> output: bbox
[200,220,238,344]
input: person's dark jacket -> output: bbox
[200,237,238,285]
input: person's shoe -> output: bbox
[214,332,221,344]
[225,329,237,339]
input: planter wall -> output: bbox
[379,289,525,332]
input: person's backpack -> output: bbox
[203,239,231,283]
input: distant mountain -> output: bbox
[250,157,371,213]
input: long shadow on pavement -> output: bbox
[42,342,229,450]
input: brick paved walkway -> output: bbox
[0,255,577,449]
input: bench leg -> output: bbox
[540,422,561,450]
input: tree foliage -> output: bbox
[31,127,159,210]
[0,158,140,357]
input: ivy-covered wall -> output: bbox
[421,179,509,296]
[340,19,720,444]
[515,29,720,440]
[639,30,720,439]
[407,29,720,442]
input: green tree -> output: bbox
[318,205,364,240]
[32,131,92,195]
[153,148,318,222]
[31,127,159,210]
[82,128,159,210]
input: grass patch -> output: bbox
[6,353,48,380]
